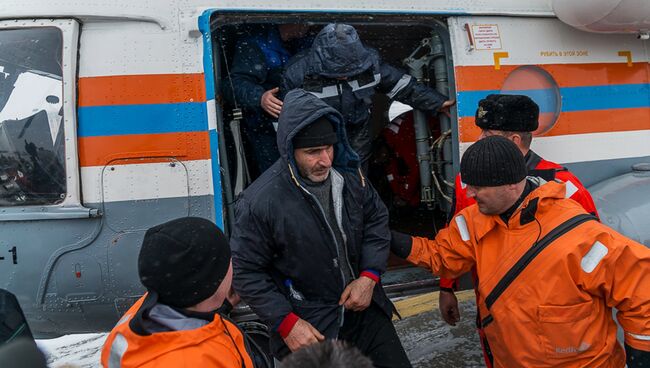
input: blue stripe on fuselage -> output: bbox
[77,102,207,137]
[457,84,650,117]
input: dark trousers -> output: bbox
[338,304,412,368]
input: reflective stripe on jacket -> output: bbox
[100,294,254,368]
[409,181,650,367]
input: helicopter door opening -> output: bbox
[210,13,458,297]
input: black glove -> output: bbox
[626,344,650,368]
[390,230,412,259]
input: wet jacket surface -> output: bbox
[280,24,447,162]
[230,90,392,358]
[100,293,254,368]
[440,150,599,289]
[401,181,650,367]
[228,27,291,109]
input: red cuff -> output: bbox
[439,277,457,289]
[360,270,380,283]
[277,312,299,339]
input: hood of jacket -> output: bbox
[308,23,379,78]
[277,89,360,180]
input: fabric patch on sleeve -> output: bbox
[565,180,579,199]
[454,215,470,241]
[108,333,128,368]
[581,241,608,273]
[387,74,412,99]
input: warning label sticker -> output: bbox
[471,25,502,50]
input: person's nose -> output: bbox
[318,150,332,167]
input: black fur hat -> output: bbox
[475,94,539,132]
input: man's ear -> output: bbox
[509,133,522,147]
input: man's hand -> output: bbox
[260,87,283,118]
[439,290,460,326]
[283,318,325,352]
[338,276,376,311]
[438,99,456,118]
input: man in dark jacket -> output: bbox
[231,89,411,367]
[227,24,309,173]
[280,23,454,170]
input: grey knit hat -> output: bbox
[460,135,527,186]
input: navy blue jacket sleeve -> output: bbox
[228,39,268,109]
[377,62,448,112]
[626,344,650,368]
[230,198,293,328]
[359,178,391,274]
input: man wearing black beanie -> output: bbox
[438,94,600,368]
[232,89,410,367]
[101,217,258,368]
[390,136,650,368]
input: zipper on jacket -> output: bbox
[340,212,356,282]
[296,184,348,290]
[302,188,350,328]
[337,82,344,119]
[288,165,348,293]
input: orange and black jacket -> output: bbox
[101,293,255,368]
[440,150,599,290]
[392,180,650,367]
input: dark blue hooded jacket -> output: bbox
[280,24,448,161]
[231,89,393,358]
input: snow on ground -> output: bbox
[36,299,484,367]
[37,333,107,368]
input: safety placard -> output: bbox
[471,25,502,50]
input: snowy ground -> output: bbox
[36,298,483,368]
[37,333,108,368]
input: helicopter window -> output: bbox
[0,27,66,206]
[500,65,561,136]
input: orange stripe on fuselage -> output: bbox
[455,62,648,91]
[78,74,207,107]
[78,131,210,167]
[459,108,650,142]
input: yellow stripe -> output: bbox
[392,290,475,321]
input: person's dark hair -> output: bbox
[501,130,533,149]
[279,340,374,368]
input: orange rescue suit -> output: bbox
[101,295,254,368]
[407,181,650,367]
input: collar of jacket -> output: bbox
[288,164,365,191]
[470,179,569,242]
[129,292,230,337]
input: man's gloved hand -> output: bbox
[260,87,283,118]
[339,276,376,311]
[283,318,325,352]
[439,289,460,326]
